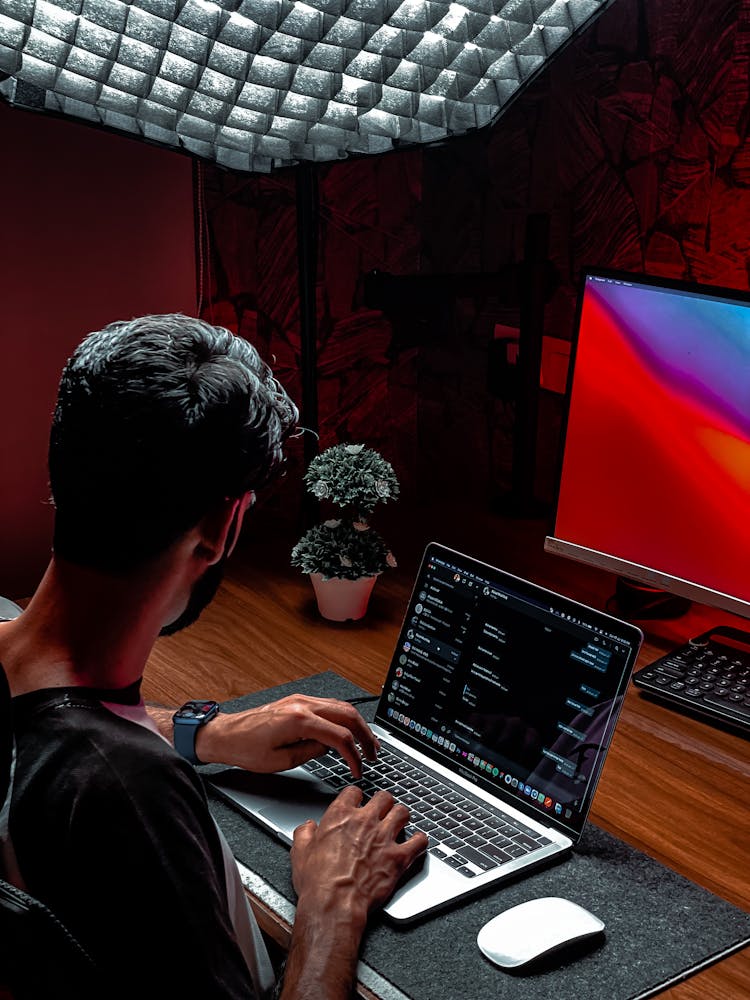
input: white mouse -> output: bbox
[477,896,605,969]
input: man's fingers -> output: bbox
[330,784,365,811]
[299,697,380,763]
[297,716,366,778]
[259,695,380,776]
[279,738,328,768]
[401,829,429,866]
[291,818,318,849]
[361,788,399,819]
[366,796,428,866]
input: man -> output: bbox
[0,314,426,998]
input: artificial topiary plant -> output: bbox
[291,443,399,581]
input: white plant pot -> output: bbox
[309,573,378,622]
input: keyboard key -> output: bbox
[398,792,421,806]
[655,663,685,678]
[396,778,419,790]
[482,843,513,865]
[491,836,514,850]
[440,816,462,831]
[463,817,485,832]
[513,833,541,851]
[443,836,464,851]
[497,824,519,836]
[512,820,541,837]
[460,845,500,872]
[444,854,468,869]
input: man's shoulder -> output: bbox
[13,688,187,794]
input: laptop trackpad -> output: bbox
[257,800,330,839]
[210,766,338,842]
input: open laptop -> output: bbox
[209,542,643,923]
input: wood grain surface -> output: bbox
[142,507,749,999]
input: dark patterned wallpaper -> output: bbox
[199,0,750,522]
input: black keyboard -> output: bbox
[303,748,553,879]
[632,626,750,734]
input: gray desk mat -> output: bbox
[204,671,750,1000]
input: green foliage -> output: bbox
[303,443,399,514]
[291,519,394,581]
[291,443,400,580]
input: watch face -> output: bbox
[176,701,219,722]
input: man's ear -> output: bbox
[195,491,254,565]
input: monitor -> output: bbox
[545,268,750,622]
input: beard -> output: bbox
[159,555,227,636]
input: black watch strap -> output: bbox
[173,700,220,765]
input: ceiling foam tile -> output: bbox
[2,0,611,170]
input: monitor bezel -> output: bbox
[545,266,750,622]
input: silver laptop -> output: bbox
[209,542,642,923]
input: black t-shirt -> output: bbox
[8,684,257,998]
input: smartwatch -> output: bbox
[173,700,220,765]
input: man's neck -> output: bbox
[0,556,172,697]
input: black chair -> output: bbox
[0,659,102,999]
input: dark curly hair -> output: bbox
[49,314,298,573]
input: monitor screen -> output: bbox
[545,269,750,621]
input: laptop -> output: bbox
[209,542,643,923]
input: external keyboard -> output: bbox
[632,626,750,734]
[303,748,553,879]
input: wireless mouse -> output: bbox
[477,896,605,969]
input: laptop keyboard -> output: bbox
[303,748,554,879]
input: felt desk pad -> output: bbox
[204,671,750,1000]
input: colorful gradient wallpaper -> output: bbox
[554,274,750,610]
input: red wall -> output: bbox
[0,103,196,598]
[200,0,750,517]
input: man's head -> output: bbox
[49,314,298,579]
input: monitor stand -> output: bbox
[613,577,692,620]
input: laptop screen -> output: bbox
[374,543,642,841]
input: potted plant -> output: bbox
[291,443,399,621]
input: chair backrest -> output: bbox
[1,654,13,812]
[0,656,103,999]
[0,879,102,999]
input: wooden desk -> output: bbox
[142,514,749,999]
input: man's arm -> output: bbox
[146,694,379,776]
[282,787,428,1000]
[145,703,178,741]
[148,701,427,997]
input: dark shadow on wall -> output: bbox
[198,0,750,531]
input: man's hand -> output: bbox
[281,788,428,1000]
[291,786,427,921]
[194,694,379,777]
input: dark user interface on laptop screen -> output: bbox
[376,547,636,835]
